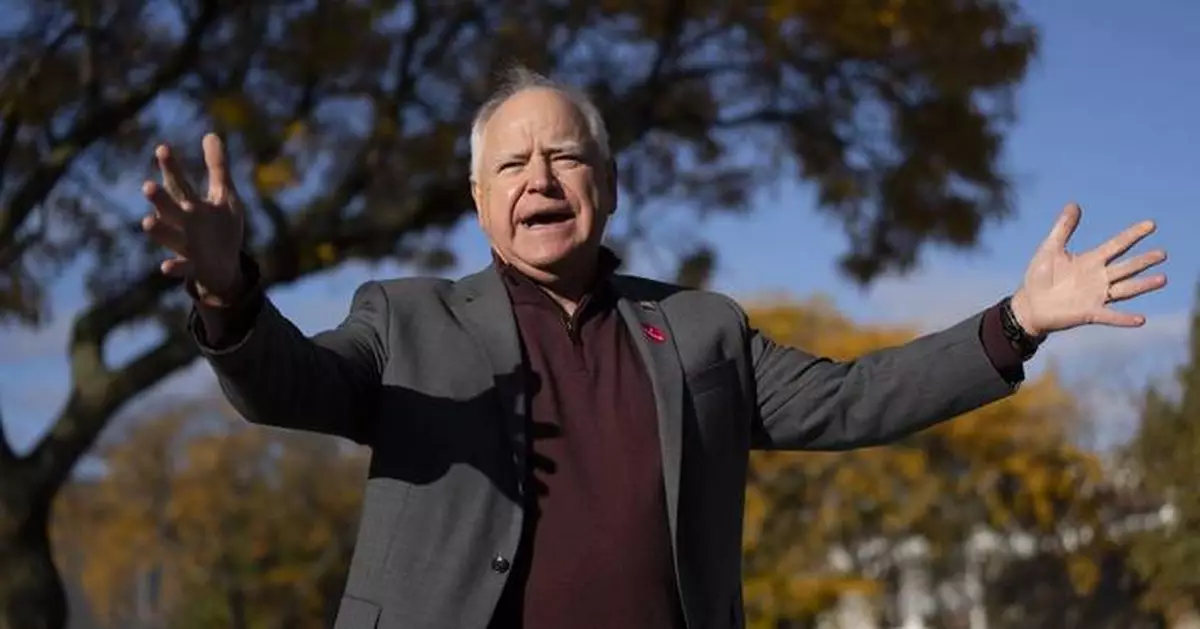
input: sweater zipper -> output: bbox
[563,294,592,343]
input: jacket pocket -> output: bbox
[333,596,381,629]
[687,358,743,447]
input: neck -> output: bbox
[539,286,583,316]
[493,248,609,316]
[532,259,596,316]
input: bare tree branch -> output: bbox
[29,316,198,494]
[0,0,223,268]
[0,109,21,191]
[0,204,46,269]
[78,12,101,109]
[393,0,430,108]
[0,400,16,468]
[0,21,82,186]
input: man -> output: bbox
[140,67,1167,629]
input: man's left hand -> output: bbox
[1010,203,1167,338]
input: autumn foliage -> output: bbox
[740,298,1111,627]
[1124,287,1200,623]
[53,407,367,629]
[1,3,1039,626]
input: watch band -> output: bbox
[998,295,1043,361]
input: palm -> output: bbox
[1013,204,1166,336]
[185,197,242,273]
[141,134,245,297]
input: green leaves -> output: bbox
[1124,286,1200,615]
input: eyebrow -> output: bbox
[546,141,587,154]
[492,141,591,165]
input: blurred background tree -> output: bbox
[52,403,367,629]
[984,544,1167,629]
[1124,286,1200,626]
[0,1,1039,627]
[739,299,1139,628]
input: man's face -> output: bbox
[471,88,615,282]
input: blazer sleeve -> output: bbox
[746,306,1019,451]
[190,281,390,444]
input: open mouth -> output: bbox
[520,208,575,228]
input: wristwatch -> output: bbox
[999,295,1044,361]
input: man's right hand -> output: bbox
[142,133,246,305]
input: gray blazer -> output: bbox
[195,265,1017,629]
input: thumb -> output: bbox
[1040,203,1082,252]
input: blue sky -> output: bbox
[2,1,1198,454]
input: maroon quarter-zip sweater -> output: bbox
[487,250,685,629]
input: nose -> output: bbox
[525,155,553,194]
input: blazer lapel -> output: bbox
[614,292,685,547]
[448,266,529,494]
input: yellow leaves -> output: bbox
[747,295,914,359]
[315,242,337,265]
[762,0,914,58]
[765,0,797,27]
[876,0,906,29]
[875,8,898,29]
[264,564,312,587]
[52,402,368,627]
[208,95,252,129]
[892,447,927,478]
[786,575,880,607]
[743,485,769,550]
[1066,553,1101,595]
[747,569,883,627]
[740,298,1105,625]
[254,157,299,194]
[284,119,309,142]
[210,95,308,195]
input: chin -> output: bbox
[514,241,584,269]
[519,254,572,274]
[517,250,595,281]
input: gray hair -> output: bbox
[468,65,611,182]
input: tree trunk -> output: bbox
[0,495,66,629]
[227,585,248,629]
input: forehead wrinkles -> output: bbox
[483,90,592,157]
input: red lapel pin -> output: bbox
[642,324,666,343]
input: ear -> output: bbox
[603,157,619,217]
[471,178,484,226]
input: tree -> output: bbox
[985,543,1166,629]
[0,2,1037,627]
[51,400,368,629]
[739,298,1111,628]
[1124,285,1200,623]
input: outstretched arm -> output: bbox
[140,134,388,444]
[749,306,1017,450]
[190,259,389,444]
[749,203,1166,451]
